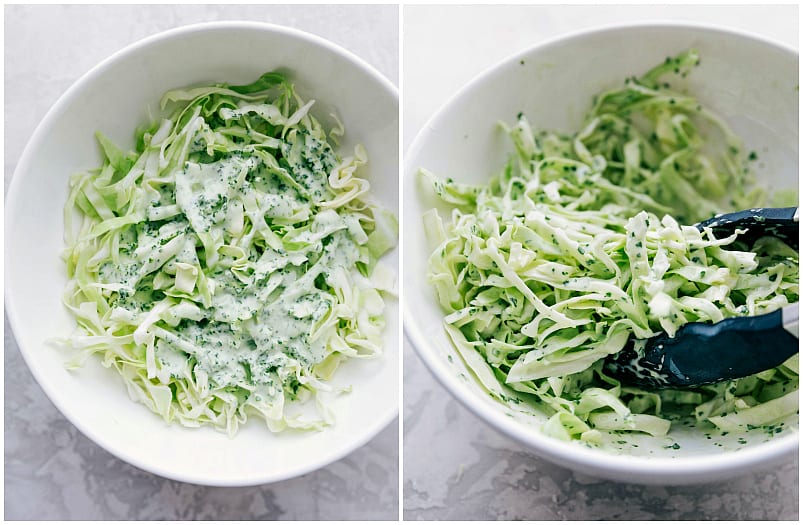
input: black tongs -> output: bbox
[605,207,799,389]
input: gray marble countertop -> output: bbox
[402,5,798,521]
[4,5,398,520]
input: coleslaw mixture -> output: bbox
[421,50,798,445]
[61,72,397,435]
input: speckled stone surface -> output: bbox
[4,4,398,520]
[403,5,798,521]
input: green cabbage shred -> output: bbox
[61,72,397,435]
[421,50,799,445]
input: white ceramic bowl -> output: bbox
[404,23,798,485]
[6,22,399,486]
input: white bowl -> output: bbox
[6,21,399,486]
[404,22,798,485]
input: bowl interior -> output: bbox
[404,24,798,484]
[6,23,399,486]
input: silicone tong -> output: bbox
[604,207,799,389]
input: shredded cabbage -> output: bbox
[422,50,798,444]
[61,72,397,435]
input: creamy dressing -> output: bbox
[97,127,366,392]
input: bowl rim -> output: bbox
[6,20,399,487]
[403,20,799,484]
